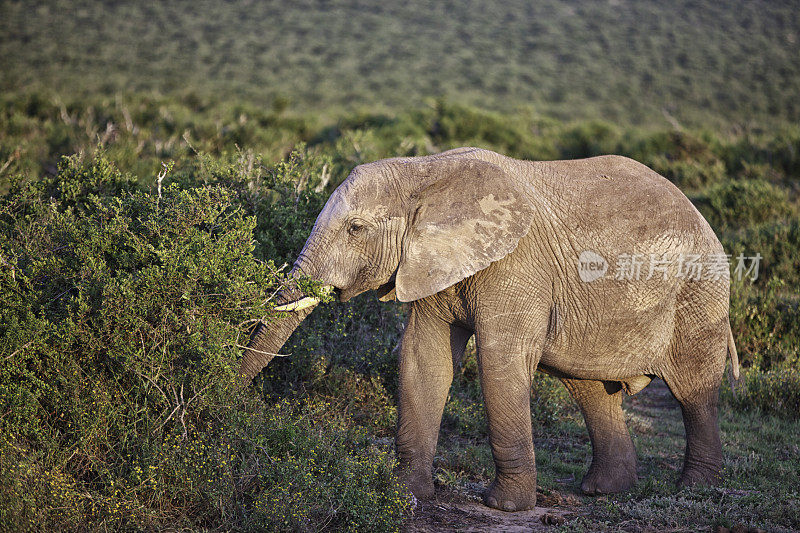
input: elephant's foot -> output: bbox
[483,474,537,512]
[398,468,434,500]
[580,458,637,495]
[678,461,722,488]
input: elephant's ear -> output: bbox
[395,159,534,302]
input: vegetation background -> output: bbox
[0,0,798,531]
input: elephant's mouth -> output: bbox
[338,282,395,303]
[375,280,397,302]
[337,285,364,303]
[333,287,347,302]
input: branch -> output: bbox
[232,343,291,357]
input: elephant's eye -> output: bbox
[348,220,365,236]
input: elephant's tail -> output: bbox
[727,324,740,382]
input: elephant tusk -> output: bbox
[273,296,321,312]
[272,285,334,312]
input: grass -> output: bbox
[591,401,800,531]
[2,0,800,128]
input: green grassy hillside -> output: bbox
[2,0,799,126]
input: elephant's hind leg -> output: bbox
[671,386,723,487]
[562,378,638,495]
[663,316,727,487]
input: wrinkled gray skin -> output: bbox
[242,147,739,512]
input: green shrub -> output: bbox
[621,130,731,191]
[427,100,554,159]
[723,367,800,419]
[0,158,270,528]
[443,394,487,437]
[258,295,405,440]
[168,146,331,265]
[725,276,800,419]
[722,217,800,288]
[0,152,409,530]
[729,279,800,372]
[248,399,409,532]
[720,128,800,180]
[651,158,728,190]
[735,160,786,184]
[692,179,792,231]
[442,340,486,437]
[0,92,315,188]
[555,120,621,160]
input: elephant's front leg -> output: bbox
[396,307,470,499]
[478,339,540,511]
[561,378,638,495]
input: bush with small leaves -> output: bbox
[0,151,408,531]
[692,179,793,231]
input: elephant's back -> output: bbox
[446,148,720,254]
[530,155,723,256]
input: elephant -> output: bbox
[240,147,739,512]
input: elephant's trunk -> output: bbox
[239,267,330,383]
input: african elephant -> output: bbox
[241,147,739,512]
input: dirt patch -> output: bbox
[403,487,581,532]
